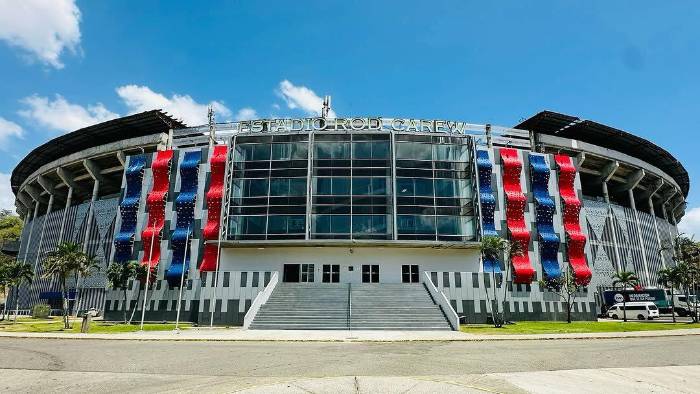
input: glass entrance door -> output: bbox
[401,265,419,283]
[322,264,340,283]
[362,264,379,283]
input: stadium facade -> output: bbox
[10,110,688,329]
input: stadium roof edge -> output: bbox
[11,110,186,194]
[515,110,689,198]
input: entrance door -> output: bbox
[402,265,419,283]
[322,264,340,283]
[362,264,379,283]
[300,264,315,283]
[283,264,300,282]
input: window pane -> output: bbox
[352,142,372,159]
[352,178,371,195]
[289,178,307,196]
[331,215,351,233]
[437,216,461,235]
[267,216,287,234]
[398,215,435,234]
[313,215,331,233]
[352,215,372,233]
[270,178,288,196]
[435,179,456,197]
[246,179,268,196]
[372,141,390,159]
[244,216,266,234]
[316,178,332,195]
[315,142,350,159]
[397,178,414,196]
[252,144,271,161]
[288,216,305,232]
[332,178,351,195]
[372,178,386,195]
[396,142,431,160]
[415,178,433,197]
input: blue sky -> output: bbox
[0,1,698,233]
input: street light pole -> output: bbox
[175,226,191,331]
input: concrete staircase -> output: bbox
[249,283,451,330]
[249,283,349,330]
[351,284,452,330]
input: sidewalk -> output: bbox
[1,327,700,342]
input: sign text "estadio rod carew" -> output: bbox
[237,117,481,134]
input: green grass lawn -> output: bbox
[460,321,700,335]
[0,317,191,333]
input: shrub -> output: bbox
[32,304,51,319]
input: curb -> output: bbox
[1,328,700,342]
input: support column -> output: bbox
[56,167,81,244]
[628,189,650,286]
[647,180,665,268]
[600,161,621,271]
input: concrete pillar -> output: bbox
[628,189,650,286]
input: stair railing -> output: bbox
[347,283,352,330]
[243,271,279,329]
[423,271,460,331]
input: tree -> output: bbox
[73,253,100,316]
[501,239,524,324]
[5,261,33,323]
[661,234,700,323]
[539,267,583,323]
[657,266,681,323]
[42,242,92,329]
[106,261,140,323]
[611,270,640,322]
[480,236,507,327]
[0,210,22,242]
[0,254,13,320]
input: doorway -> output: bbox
[402,265,420,283]
[283,264,315,283]
[362,264,379,283]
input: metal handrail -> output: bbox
[347,283,352,330]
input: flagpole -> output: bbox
[175,226,190,332]
[210,137,230,328]
[140,215,156,331]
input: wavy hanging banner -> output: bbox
[199,145,228,272]
[166,150,201,286]
[114,154,146,263]
[500,148,535,284]
[141,150,174,278]
[476,150,501,274]
[528,154,561,282]
[554,154,592,286]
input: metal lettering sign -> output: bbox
[237,117,483,134]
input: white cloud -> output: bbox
[235,107,257,121]
[0,172,15,213]
[19,94,118,133]
[277,80,335,117]
[0,117,23,146]
[116,85,232,125]
[0,0,81,69]
[678,207,700,239]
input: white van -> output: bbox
[607,302,659,320]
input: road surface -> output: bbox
[1,336,698,392]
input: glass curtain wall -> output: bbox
[228,134,309,240]
[395,134,475,241]
[311,133,392,239]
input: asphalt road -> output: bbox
[1,336,699,393]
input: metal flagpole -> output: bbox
[140,215,156,331]
[175,225,190,332]
[210,137,230,328]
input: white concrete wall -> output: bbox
[219,246,482,284]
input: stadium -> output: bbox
[9,108,688,330]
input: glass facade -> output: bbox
[227,132,476,242]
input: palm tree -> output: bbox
[6,261,33,323]
[42,242,90,329]
[611,270,639,322]
[480,236,514,327]
[657,267,680,323]
[107,261,140,323]
[73,253,100,316]
[0,256,10,321]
